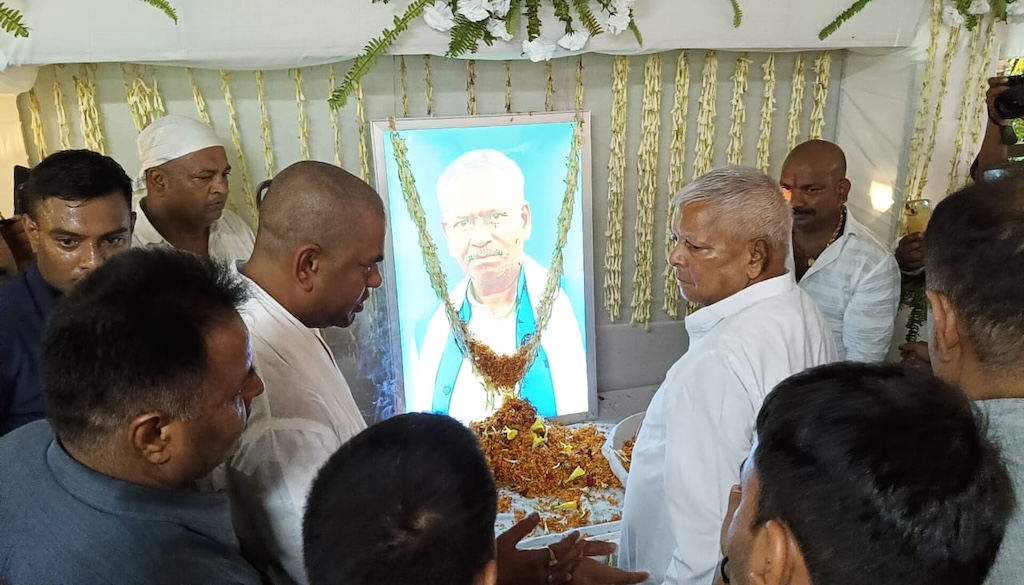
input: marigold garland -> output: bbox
[186,68,213,126]
[328,64,343,167]
[809,51,832,139]
[630,54,662,329]
[220,71,258,226]
[25,89,47,163]
[52,66,72,150]
[726,54,751,166]
[255,70,275,179]
[755,54,777,173]
[663,50,689,320]
[785,55,806,152]
[603,56,629,321]
[293,68,311,160]
[386,115,583,406]
[73,64,105,154]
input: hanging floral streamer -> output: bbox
[545,61,555,112]
[52,66,72,150]
[220,71,258,226]
[688,51,719,315]
[25,89,47,163]
[808,51,832,139]
[467,60,478,116]
[186,68,213,126]
[785,55,806,152]
[755,54,777,173]
[148,67,166,119]
[424,55,435,116]
[400,56,410,118]
[903,0,942,205]
[914,24,961,200]
[327,64,343,167]
[122,65,147,133]
[947,23,985,191]
[387,114,583,406]
[726,54,751,165]
[663,50,689,320]
[630,54,662,329]
[603,56,629,321]
[356,76,371,184]
[505,61,514,114]
[123,65,164,134]
[575,56,584,112]
[293,68,311,160]
[255,70,275,179]
[73,64,106,154]
[964,15,998,186]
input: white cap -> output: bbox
[136,115,224,186]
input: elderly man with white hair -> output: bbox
[619,167,837,585]
[413,148,587,423]
[134,115,255,261]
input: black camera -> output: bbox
[994,75,1024,121]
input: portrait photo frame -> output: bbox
[370,111,598,425]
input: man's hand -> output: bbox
[899,341,931,370]
[895,233,924,273]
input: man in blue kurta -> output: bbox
[0,150,134,436]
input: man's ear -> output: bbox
[129,210,137,235]
[22,213,40,254]
[128,412,173,465]
[146,167,169,196]
[294,244,320,293]
[747,238,770,279]
[750,520,802,585]
[927,290,961,366]
[520,202,532,241]
[838,178,851,206]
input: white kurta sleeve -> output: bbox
[661,351,757,585]
[841,255,900,363]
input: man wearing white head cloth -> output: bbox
[133,115,255,261]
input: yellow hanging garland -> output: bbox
[148,67,166,119]
[948,23,984,192]
[73,64,105,154]
[545,61,555,112]
[186,68,213,126]
[755,54,777,173]
[631,53,662,329]
[726,54,751,166]
[356,75,371,185]
[903,0,943,203]
[122,64,147,133]
[25,89,47,163]
[386,115,583,407]
[400,56,410,118]
[255,70,275,179]
[603,56,629,321]
[575,56,584,112]
[220,71,259,226]
[914,24,961,200]
[505,61,514,114]
[424,55,435,117]
[328,64,343,167]
[663,50,689,320]
[294,68,311,160]
[808,51,832,139]
[53,66,72,150]
[786,55,806,152]
[693,51,718,179]
[467,60,478,116]
[965,15,998,186]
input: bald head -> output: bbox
[780,140,850,235]
[256,161,384,256]
[783,140,847,179]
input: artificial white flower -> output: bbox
[611,0,636,12]
[458,0,491,22]
[522,38,556,62]
[485,0,512,17]
[1007,0,1024,16]
[967,0,990,14]
[423,1,456,32]
[942,5,965,27]
[487,18,514,42]
[605,10,631,35]
[558,30,591,51]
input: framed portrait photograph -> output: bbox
[371,111,597,424]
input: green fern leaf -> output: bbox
[553,0,574,33]
[329,0,430,110]
[571,0,603,36]
[447,16,488,57]
[729,0,742,27]
[139,0,178,23]
[506,0,522,37]
[0,3,29,38]
[628,9,643,45]
[818,0,875,40]
[525,0,542,40]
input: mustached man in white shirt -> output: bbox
[619,167,837,585]
[210,161,386,584]
[779,140,899,363]
[134,115,255,262]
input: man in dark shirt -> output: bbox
[0,248,265,583]
[0,150,134,436]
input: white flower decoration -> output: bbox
[423,2,456,32]
[967,0,990,14]
[1007,0,1024,16]
[522,38,556,62]
[558,30,591,51]
[605,10,631,35]
[457,0,490,22]
[611,0,636,12]
[487,18,514,42]
[941,5,965,27]
[485,0,512,17]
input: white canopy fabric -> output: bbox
[0,0,926,71]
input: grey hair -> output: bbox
[436,149,525,213]
[671,166,792,253]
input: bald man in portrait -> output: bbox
[779,140,899,362]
